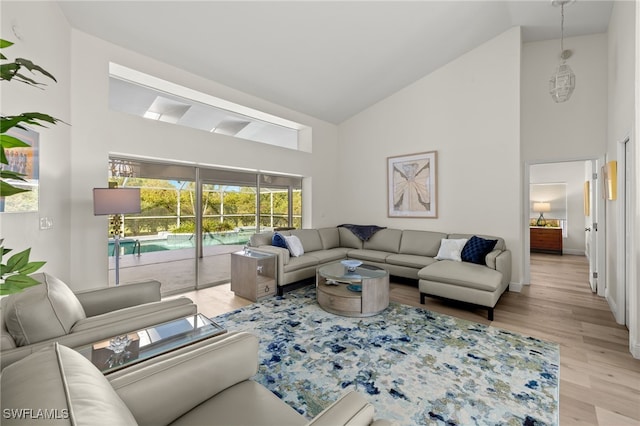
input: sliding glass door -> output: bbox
[106,157,302,294]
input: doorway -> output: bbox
[524,159,606,294]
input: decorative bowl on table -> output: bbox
[341,260,362,272]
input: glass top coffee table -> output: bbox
[74,314,226,374]
[316,262,389,317]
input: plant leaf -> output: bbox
[1,113,65,133]
[0,39,14,49]
[0,282,23,295]
[1,180,29,196]
[15,58,57,82]
[1,134,30,149]
[5,248,30,273]
[13,73,45,87]
[1,169,28,181]
[18,261,46,275]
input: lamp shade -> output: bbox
[532,202,551,213]
[93,188,141,215]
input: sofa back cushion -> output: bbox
[1,343,137,426]
[290,229,323,252]
[318,227,340,250]
[448,233,506,251]
[3,273,86,346]
[399,230,448,257]
[249,231,275,247]
[338,227,364,249]
[363,228,403,253]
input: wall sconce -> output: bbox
[606,161,617,201]
[93,187,141,285]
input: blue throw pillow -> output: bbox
[272,232,288,249]
[461,236,498,265]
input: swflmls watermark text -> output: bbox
[3,408,69,420]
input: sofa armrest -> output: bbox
[75,280,162,317]
[251,246,290,286]
[307,391,378,426]
[0,298,197,369]
[108,332,259,426]
[495,249,512,286]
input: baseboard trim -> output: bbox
[606,293,625,325]
[631,335,640,359]
[509,282,523,292]
[562,249,585,256]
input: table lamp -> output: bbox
[93,187,141,285]
[533,202,551,227]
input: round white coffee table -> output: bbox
[316,262,389,317]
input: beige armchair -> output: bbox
[0,273,196,369]
[1,332,394,426]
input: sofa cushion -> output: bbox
[284,235,305,257]
[385,253,438,269]
[461,235,498,265]
[338,227,364,249]
[290,229,324,252]
[283,255,320,273]
[272,232,288,249]
[318,227,340,250]
[399,230,447,257]
[363,228,402,253]
[3,273,87,346]
[249,231,275,247]
[307,248,351,264]
[347,249,391,263]
[1,343,137,426]
[418,261,503,292]
[434,239,468,262]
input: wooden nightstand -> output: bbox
[530,227,563,255]
[230,251,276,302]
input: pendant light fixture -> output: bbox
[549,0,575,103]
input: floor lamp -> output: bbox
[93,187,141,285]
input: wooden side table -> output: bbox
[530,227,563,255]
[230,251,276,302]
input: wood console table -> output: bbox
[530,227,563,255]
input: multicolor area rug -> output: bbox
[214,286,559,425]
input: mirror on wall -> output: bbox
[529,183,567,231]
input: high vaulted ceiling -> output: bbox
[57,1,614,124]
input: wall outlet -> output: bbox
[39,217,53,230]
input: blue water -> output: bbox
[108,231,253,256]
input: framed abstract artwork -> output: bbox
[387,151,437,218]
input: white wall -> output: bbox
[0,1,72,282]
[521,33,607,162]
[530,162,587,254]
[67,30,340,290]
[339,27,522,284]
[606,0,636,324]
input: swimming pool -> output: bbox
[108,230,254,256]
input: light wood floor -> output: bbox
[174,253,640,425]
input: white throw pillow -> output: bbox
[434,238,468,262]
[283,235,305,257]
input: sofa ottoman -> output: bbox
[418,260,507,321]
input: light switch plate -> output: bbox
[39,217,53,230]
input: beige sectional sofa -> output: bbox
[249,227,511,320]
[1,332,393,426]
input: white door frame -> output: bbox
[523,158,606,290]
[614,134,636,326]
